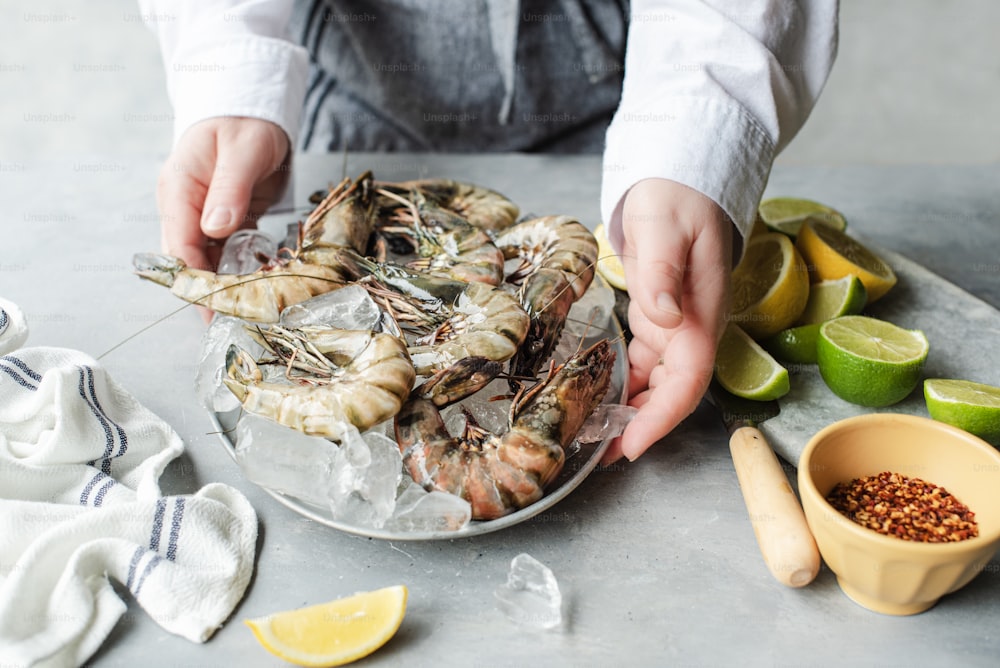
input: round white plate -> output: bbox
[212,320,629,541]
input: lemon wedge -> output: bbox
[730,232,810,339]
[245,585,408,667]
[593,223,627,291]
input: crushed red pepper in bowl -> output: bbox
[825,471,978,543]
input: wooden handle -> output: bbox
[729,426,821,588]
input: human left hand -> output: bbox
[603,178,733,463]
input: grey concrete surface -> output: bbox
[2,0,999,166]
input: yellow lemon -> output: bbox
[245,585,408,667]
[795,221,897,302]
[593,223,627,291]
[730,232,810,339]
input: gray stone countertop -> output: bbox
[4,153,999,666]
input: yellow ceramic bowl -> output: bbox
[798,413,1000,615]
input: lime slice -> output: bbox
[758,197,847,238]
[593,223,627,291]
[795,221,897,302]
[816,316,929,407]
[730,232,809,339]
[924,379,1000,446]
[245,585,408,667]
[762,323,821,365]
[797,276,868,325]
[715,322,790,401]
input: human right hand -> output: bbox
[156,116,291,273]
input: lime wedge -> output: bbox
[715,323,790,401]
[762,323,821,365]
[924,379,1000,446]
[758,197,847,238]
[817,316,929,407]
[797,276,868,325]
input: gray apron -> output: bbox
[291,0,628,153]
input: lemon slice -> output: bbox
[924,379,1000,446]
[245,585,408,667]
[729,232,809,339]
[593,223,627,291]
[758,197,847,238]
[795,221,897,302]
[715,322,790,401]
[817,316,929,407]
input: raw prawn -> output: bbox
[376,178,519,233]
[375,187,504,286]
[300,170,375,255]
[353,258,530,375]
[394,338,616,520]
[224,325,415,439]
[133,253,351,322]
[493,215,599,378]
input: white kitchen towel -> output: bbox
[0,342,258,667]
[0,297,29,355]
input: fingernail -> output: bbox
[203,206,232,233]
[656,292,680,316]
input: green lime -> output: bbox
[715,323,790,401]
[762,323,821,365]
[816,316,929,407]
[797,275,868,325]
[758,197,848,238]
[924,379,1000,446]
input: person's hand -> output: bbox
[156,116,291,273]
[603,178,733,463]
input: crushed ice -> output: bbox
[495,553,563,629]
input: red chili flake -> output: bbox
[825,471,978,543]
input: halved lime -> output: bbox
[816,316,929,407]
[715,323,790,401]
[797,275,868,325]
[924,379,1000,446]
[758,197,847,238]
[762,323,821,365]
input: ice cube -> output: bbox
[384,481,472,533]
[328,428,403,529]
[234,413,339,508]
[195,315,264,412]
[494,553,563,630]
[279,284,381,330]
[218,229,278,275]
[574,404,638,444]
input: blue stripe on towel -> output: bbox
[149,498,167,552]
[0,355,42,382]
[78,366,128,475]
[79,367,115,474]
[166,498,185,561]
[125,545,144,590]
[93,478,116,507]
[0,355,40,390]
[79,470,110,506]
[133,553,163,596]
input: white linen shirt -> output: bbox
[138,0,838,250]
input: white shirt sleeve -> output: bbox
[601,0,839,255]
[137,0,309,146]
